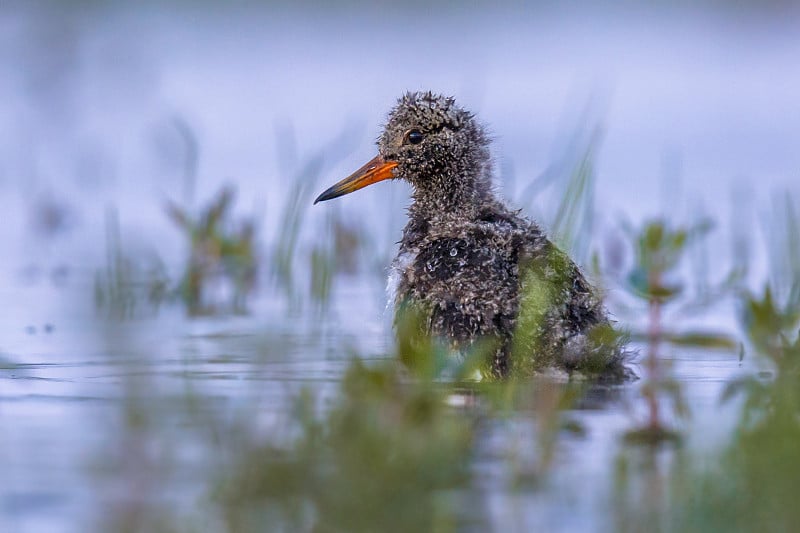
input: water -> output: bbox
[1,2,796,532]
[0,280,750,532]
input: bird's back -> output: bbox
[392,201,620,378]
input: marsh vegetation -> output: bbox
[2,4,800,533]
[12,120,796,532]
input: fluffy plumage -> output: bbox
[321,91,629,380]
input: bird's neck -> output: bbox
[409,171,494,221]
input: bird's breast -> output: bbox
[391,235,518,306]
[386,250,417,310]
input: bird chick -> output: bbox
[316,91,629,380]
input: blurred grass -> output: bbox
[592,216,740,444]
[86,304,590,532]
[663,194,800,532]
[94,208,169,318]
[272,156,322,311]
[212,358,475,533]
[59,109,800,531]
[166,185,257,315]
[516,116,601,264]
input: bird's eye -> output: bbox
[406,129,424,145]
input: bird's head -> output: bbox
[314,92,491,209]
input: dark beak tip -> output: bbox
[313,186,344,205]
[313,155,395,207]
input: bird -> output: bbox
[314,91,629,380]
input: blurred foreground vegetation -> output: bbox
[9,117,800,532]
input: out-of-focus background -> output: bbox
[2,2,799,532]
[3,2,798,267]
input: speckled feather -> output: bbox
[382,92,626,379]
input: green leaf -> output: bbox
[661,331,739,350]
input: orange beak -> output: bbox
[314,155,398,204]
